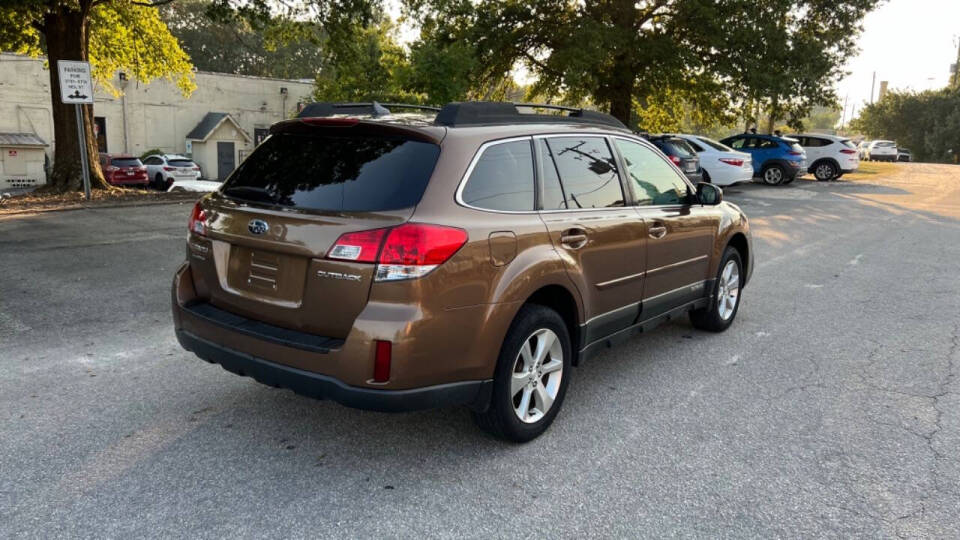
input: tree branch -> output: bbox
[131,0,178,7]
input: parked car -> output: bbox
[98,153,148,187]
[674,134,753,186]
[643,134,703,183]
[897,147,912,162]
[787,133,860,181]
[172,101,753,442]
[865,140,898,162]
[719,133,807,185]
[143,154,201,190]
[858,140,871,160]
[167,178,222,193]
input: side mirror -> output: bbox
[697,182,723,205]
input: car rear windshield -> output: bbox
[875,141,895,147]
[696,137,734,152]
[168,159,195,167]
[111,158,142,168]
[221,132,440,212]
[657,138,695,158]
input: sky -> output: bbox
[836,0,959,120]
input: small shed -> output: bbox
[0,132,48,190]
[186,113,252,181]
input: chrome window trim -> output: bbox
[454,136,538,215]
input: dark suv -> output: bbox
[644,134,703,183]
[173,101,754,442]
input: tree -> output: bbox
[404,0,875,129]
[1,0,195,192]
[160,0,327,79]
[851,87,960,163]
[1,0,375,193]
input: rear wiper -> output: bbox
[222,186,277,203]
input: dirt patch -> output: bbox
[0,189,201,217]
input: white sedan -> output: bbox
[674,134,754,186]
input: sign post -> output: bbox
[57,60,95,200]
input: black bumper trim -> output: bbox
[176,329,493,413]
[183,301,344,354]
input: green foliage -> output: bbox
[404,0,876,127]
[851,88,960,163]
[0,0,196,96]
[160,0,327,79]
[140,148,164,160]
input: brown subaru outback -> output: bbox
[172,102,753,442]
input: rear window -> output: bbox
[697,137,734,152]
[111,158,142,168]
[654,139,695,158]
[168,159,195,167]
[222,132,440,212]
[875,141,895,147]
[460,140,535,211]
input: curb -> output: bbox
[0,195,200,218]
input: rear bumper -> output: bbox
[177,329,491,412]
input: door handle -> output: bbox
[560,228,588,249]
[649,224,667,239]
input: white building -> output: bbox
[0,52,315,181]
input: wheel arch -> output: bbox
[522,284,583,365]
[727,232,750,281]
[809,157,840,174]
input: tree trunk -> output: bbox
[42,6,110,193]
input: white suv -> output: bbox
[865,140,898,162]
[789,133,860,181]
[143,154,201,190]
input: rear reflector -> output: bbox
[188,202,207,236]
[719,158,744,167]
[373,340,392,382]
[327,228,389,263]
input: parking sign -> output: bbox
[57,60,94,104]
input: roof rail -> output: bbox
[434,101,626,129]
[296,101,441,119]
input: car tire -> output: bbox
[761,164,785,185]
[154,173,165,190]
[472,304,572,443]
[690,247,743,333]
[814,161,837,181]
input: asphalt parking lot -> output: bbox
[2,163,959,538]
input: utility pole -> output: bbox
[870,71,876,104]
[953,36,960,89]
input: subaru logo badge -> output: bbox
[248,219,269,235]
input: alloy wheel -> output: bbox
[511,328,563,424]
[763,167,783,185]
[717,260,740,320]
[815,163,834,181]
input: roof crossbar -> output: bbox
[297,101,441,119]
[434,102,626,129]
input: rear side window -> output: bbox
[685,139,705,152]
[111,158,142,168]
[461,140,535,211]
[543,137,624,209]
[538,139,568,210]
[840,139,856,149]
[222,132,440,212]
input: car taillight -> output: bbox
[719,158,744,167]
[327,228,389,263]
[163,166,175,171]
[788,151,804,156]
[326,223,468,282]
[840,149,857,155]
[188,202,207,236]
[669,155,682,165]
